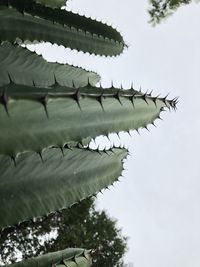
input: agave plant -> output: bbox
[0,0,177,266]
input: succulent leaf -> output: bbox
[0,82,176,156]
[0,43,100,87]
[2,248,92,267]
[0,3,124,56]
[0,147,127,228]
[3,0,123,44]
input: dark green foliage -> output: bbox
[0,198,127,267]
[148,0,194,24]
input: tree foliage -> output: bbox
[0,198,128,267]
[148,0,197,24]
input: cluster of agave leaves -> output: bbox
[0,0,177,266]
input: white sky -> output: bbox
[38,0,200,266]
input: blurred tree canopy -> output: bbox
[148,0,198,24]
[0,198,128,267]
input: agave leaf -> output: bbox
[4,0,123,44]
[64,262,77,267]
[2,248,92,267]
[0,147,127,228]
[0,43,100,87]
[72,255,92,267]
[0,82,176,156]
[0,5,124,56]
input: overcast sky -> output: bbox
[38,0,200,266]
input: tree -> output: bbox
[148,0,197,24]
[0,198,128,267]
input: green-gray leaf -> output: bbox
[0,83,176,157]
[2,248,92,267]
[3,0,124,44]
[0,43,100,87]
[0,147,127,228]
[0,5,124,56]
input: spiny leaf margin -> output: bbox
[0,82,177,157]
[0,43,100,87]
[0,6,124,56]
[2,0,124,44]
[0,147,128,228]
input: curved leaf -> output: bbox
[3,0,124,44]
[3,248,92,267]
[0,43,100,87]
[0,82,176,156]
[0,6,124,56]
[0,147,127,228]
